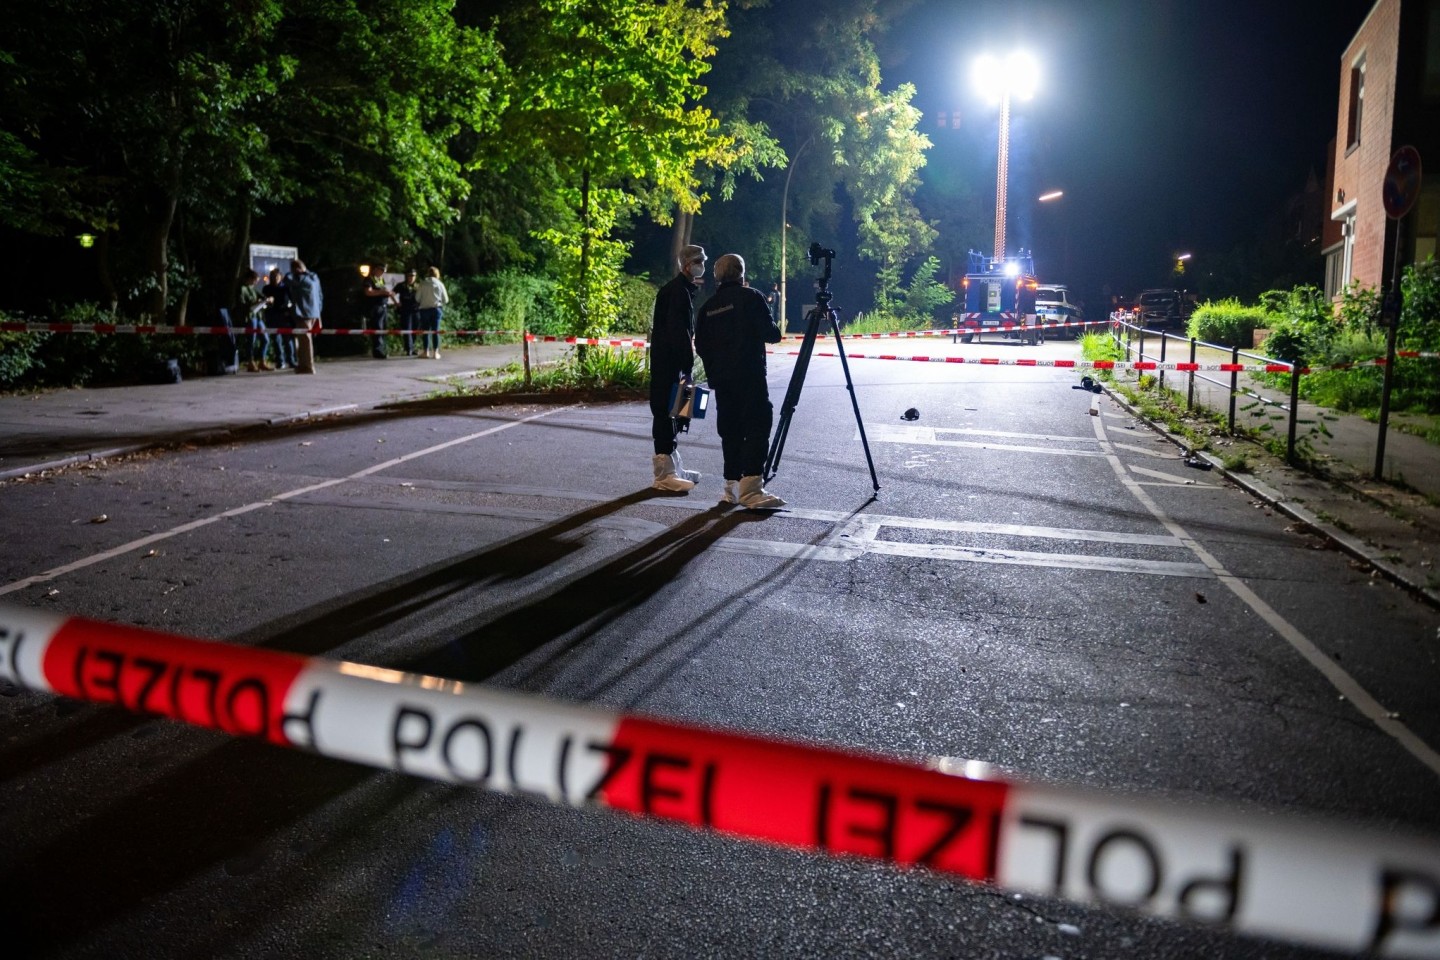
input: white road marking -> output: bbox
[1108,440,1181,459]
[282,485,1206,579]
[865,423,1106,458]
[0,409,564,597]
[1129,464,1220,487]
[1094,415,1440,778]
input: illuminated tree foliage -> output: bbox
[685,0,937,316]
[487,0,736,333]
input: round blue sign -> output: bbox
[1383,146,1422,220]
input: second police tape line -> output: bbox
[0,602,1437,957]
[7,320,1438,371]
[0,321,520,339]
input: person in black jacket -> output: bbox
[649,244,707,492]
[694,253,785,510]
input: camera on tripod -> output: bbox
[808,242,836,266]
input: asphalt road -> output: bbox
[2,338,1438,959]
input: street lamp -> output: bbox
[779,134,814,333]
[1175,252,1192,277]
[972,51,1039,261]
[1038,190,1068,278]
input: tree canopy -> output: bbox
[0,0,944,331]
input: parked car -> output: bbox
[1136,288,1196,332]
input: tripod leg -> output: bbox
[830,314,880,493]
[764,307,822,481]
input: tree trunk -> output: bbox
[669,210,692,271]
[97,230,118,312]
[232,202,252,292]
[144,190,178,323]
[578,165,591,336]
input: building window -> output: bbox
[1324,246,1345,300]
[1347,55,1366,150]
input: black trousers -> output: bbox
[649,380,677,456]
[713,379,772,480]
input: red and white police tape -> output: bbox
[523,334,651,347]
[779,318,1113,340]
[0,322,518,338]
[766,349,1311,373]
[1,603,1437,956]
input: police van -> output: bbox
[1035,284,1084,339]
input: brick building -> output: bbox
[1325,0,1440,299]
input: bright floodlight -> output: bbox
[1038,190,1064,202]
[973,51,1039,104]
[1003,261,1020,277]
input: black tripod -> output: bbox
[764,244,880,493]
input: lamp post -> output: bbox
[973,52,1039,261]
[779,135,814,333]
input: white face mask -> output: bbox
[688,261,706,279]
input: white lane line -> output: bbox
[1093,415,1440,778]
[1129,464,1221,487]
[1108,440,1180,459]
[873,515,1182,547]
[930,427,1099,443]
[0,409,564,597]
[865,428,1107,458]
[861,540,1210,577]
[281,488,1202,578]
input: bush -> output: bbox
[0,323,45,388]
[0,303,210,391]
[489,346,649,391]
[1187,298,1266,347]
[446,271,562,337]
[1261,285,1338,363]
[615,274,658,335]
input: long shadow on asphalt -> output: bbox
[0,487,758,952]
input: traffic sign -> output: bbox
[1383,145,1422,220]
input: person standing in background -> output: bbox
[415,266,449,359]
[394,268,421,357]
[361,263,396,359]
[236,269,269,372]
[285,259,323,375]
[262,268,294,369]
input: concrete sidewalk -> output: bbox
[1,335,1436,606]
[0,342,565,475]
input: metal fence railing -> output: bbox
[1108,317,1303,465]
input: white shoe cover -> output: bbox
[738,475,784,510]
[652,454,695,492]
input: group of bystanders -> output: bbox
[233,262,448,373]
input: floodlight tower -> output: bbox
[973,52,1038,261]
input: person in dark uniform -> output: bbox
[694,253,785,510]
[360,263,396,359]
[648,243,707,492]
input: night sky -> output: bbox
[879,0,1377,308]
